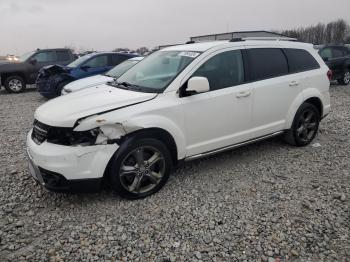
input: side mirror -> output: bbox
[80,65,91,71]
[186,77,210,95]
[29,58,37,65]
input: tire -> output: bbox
[4,76,26,93]
[283,102,320,147]
[338,69,350,85]
[109,137,172,199]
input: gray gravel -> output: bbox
[0,86,349,261]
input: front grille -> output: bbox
[32,120,50,145]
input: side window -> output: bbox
[32,51,55,62]
[192,50,244,91]
[319,48,332,60]
[56,51,70,61]
[284,49,320,73]
[246,48,288,81]
[332,48,344,58]
[110,54,129,66]
[83,55,108,67]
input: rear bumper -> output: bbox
[26,130,118,192]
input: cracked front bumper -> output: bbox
[26,130,118,191]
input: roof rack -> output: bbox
[229,36,297,42]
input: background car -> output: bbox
[62,56,144,95]
[36,52,139,99]
[315,44,350,85]
[0,48,75,93]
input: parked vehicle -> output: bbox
[315,45,350,85]
[36,52,139,99]
[0,48,74,93]
[61,56,144,95]
[27,39,330,199]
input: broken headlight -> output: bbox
[47,127,99,146]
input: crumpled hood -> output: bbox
[35,84,157,127]
[40,64,71,77]
[63,74,113,94]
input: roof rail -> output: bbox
[236,36,297,42]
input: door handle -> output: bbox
[236,91,251,98]
[289,81,300,87]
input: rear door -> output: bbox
[246,48,299,136]
[55,50,72,65]
[110,54,130,68]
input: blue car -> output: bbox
[36,52,138,98]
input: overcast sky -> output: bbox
[0,0,349,55]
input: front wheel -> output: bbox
[339,70,350,85]
[284,103,320,147]
[109,137,172,199]
[4,76,26,93]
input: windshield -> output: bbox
[19,51,35,62]
[68,53,95,67]
[106,59,140,78]
[115,51,200,92]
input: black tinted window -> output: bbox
[246,48,288,81]
[192,50,244,91]
[332,48,344,58]
[111,54,129,66]
[284,49,320,73]
[56,51,70,61]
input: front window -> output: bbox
[115,51,200,92]
[105,60,140,78]
[67,53,95,67]
[19,51,35,62]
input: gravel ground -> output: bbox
[0,85,349,262]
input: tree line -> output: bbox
[279,19,350,44]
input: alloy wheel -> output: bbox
[119,146,166,194]
[296,109,318,143]
[8,79,23,92]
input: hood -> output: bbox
[63,75,113,94]
[40,64,71,75]
[35,84,157,127]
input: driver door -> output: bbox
[179,49,254,157]
[28,51,56,83]
[79,55,110,78]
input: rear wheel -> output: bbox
[284,103,320,147]
[109,137,172,199]
[4,76,26,93]
[339,70,350,85]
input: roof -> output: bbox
[190,30,293,42]
[162,40,314,53]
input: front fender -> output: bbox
[75,114,187,160]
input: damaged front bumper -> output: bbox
[36,65,71,99]
[26,129,119,192]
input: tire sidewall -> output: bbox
[291,103,320,146]
[109,137,172,199]
[4,76,26,93]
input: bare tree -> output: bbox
[279,19,350,44]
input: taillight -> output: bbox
[327,70,333,81]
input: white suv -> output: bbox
[27,39,331,199]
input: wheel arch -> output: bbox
[1,72,27,85]
[285,89,324,129]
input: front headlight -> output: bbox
[47,127,99,146]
